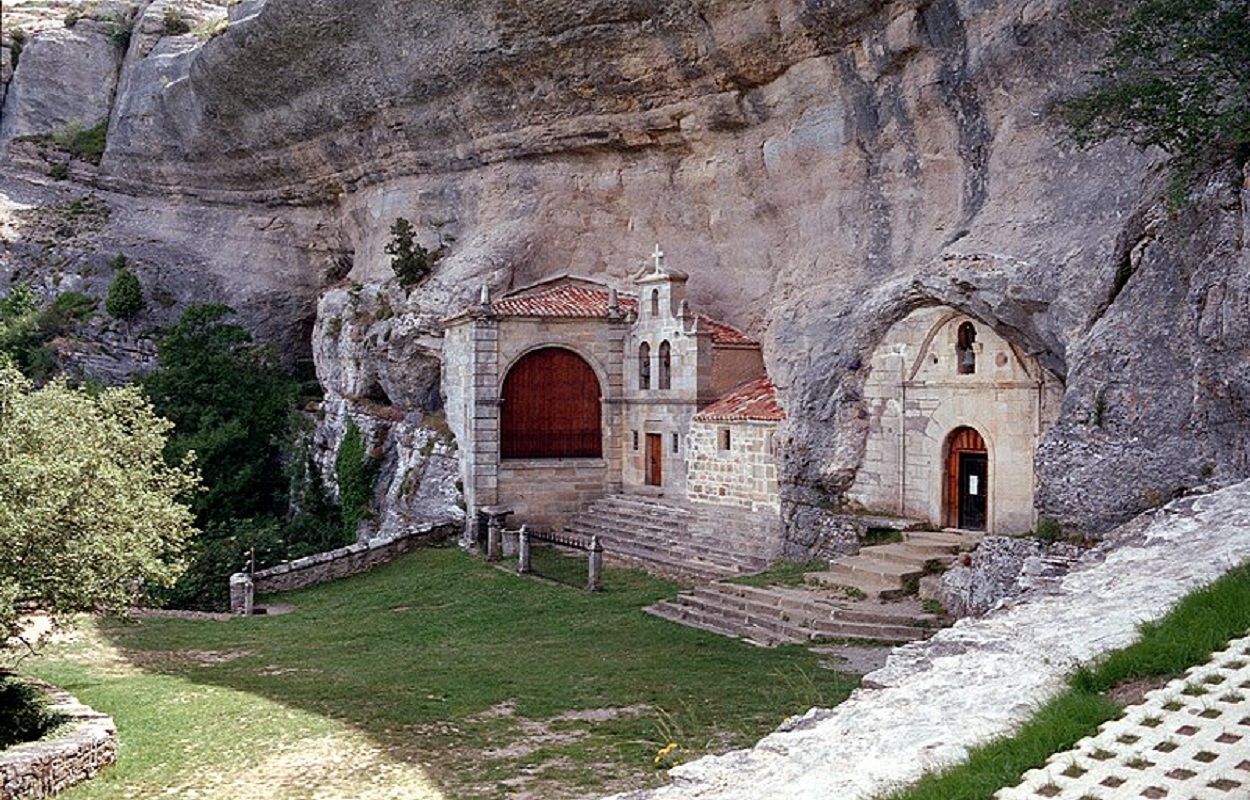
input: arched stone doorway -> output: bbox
[944,427,988,530]
[501,348,603,459]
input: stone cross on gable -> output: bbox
[651,243,665,272]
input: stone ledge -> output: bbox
[230,522,458,613]
[0,681,117,800]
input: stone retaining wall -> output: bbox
[230,522,457,614]
[0,681,117,800]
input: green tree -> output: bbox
[140,305,346,610]
[0,362,198,651]
[142,305,300,526]
[1062,0,1250,192]
[385,217,436,289]
[105,255,144,320]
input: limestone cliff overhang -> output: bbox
[693,377,785,422]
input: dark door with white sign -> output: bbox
[945,426,988,530]
[958,452,988,530]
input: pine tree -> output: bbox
[385,217,434,289]
[105,255,144,320]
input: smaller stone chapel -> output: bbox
[442,249,785,535]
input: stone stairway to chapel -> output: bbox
[644,528,983,646]
[563,494,783,581]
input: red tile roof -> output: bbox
[489,284,759,346]
[695,377,785,422]
[490,285,637,318]
[697,315,757,346]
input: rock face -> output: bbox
[1,0,1247,539]
[0,16,122,140]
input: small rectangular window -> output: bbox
[632,430,639,451]
[718,428,732,451]
[671,432,679,453]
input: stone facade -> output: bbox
[442,253,776,533]
[848,306,1064,534]
[687,377,784,512]
[0,681,117,800]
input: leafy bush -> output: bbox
[153,517,284,612]
[106,10,135,50]
[1062,0,1250,196]
[0,364,199,642]
[0,675,67,750]
[0,287,97,382]
[9,28,27,71]
[142,306,351,609]
[335,419,379,539]
[47,120,109,165]
[142,305,301,527]
[105,256,144,320]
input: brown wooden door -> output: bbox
[501,348,602,459]
[645,433,663,486]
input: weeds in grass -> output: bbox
[729,559,828,588]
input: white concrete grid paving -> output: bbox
[997,633,1250,800]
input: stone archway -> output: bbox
[944,426,988,530]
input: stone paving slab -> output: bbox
[605,481,1250,800]
[997,632,1250,800]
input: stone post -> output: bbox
[587,535,603,592]
[487,514,502,562]
[517,526,531,574]
[229,573,254,616]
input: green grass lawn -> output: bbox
[25,546,856,799]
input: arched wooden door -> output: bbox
[501,348,603,459]
[944,427,987,530]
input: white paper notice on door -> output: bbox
[968,476,979,496]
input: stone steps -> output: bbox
[805,529,983,600]
[643,582,937,646]
[565,494,782,581]
[639,524,977,647]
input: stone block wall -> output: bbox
[497,459,610,530]
[230,522,456,613]
[687,419,780,511]
[443,312,627,533]
[0,682,117,800]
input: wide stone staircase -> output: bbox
[564,494,783,581]
[644,529,983,646]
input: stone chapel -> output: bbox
[441,248,784,535]
[442,249,1061,546]
[847,306,1063,534]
